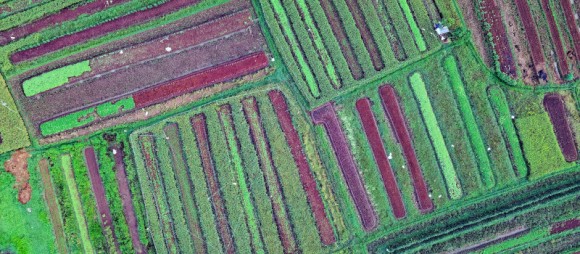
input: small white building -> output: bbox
[434,23,450,43]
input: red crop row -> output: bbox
[355,98,406,219]
[190,114,235,254]
[543,94,578,162]
[550,218,580,234]
[379,85,433,213]
[311,102,377,231]
[513,0,544,72]
[480,0,516,77]
[540,0,569,78]
[318,0,363,79]
[111,145,145,254]
[268,90,336,245]
[84,147,121,253]
[343,0,383,71]
[0,0,131,45]
[10,0,201,63]
[560,0,580,63]
[132,51,269,108]
[242,97,298,252]
[67,9,254,85]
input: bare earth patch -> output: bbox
[4,149,31,204]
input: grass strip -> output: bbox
[398,0,426,51]
[217,105,265,253]
[61,154,95,254]
[409,72,462,199]
[487,86,528,178]
[444,56,494,188]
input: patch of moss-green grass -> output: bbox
[22,60,90,96]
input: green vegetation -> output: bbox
[22,60,91,96]
[398,0,427,51]
[409,72,462,199]
[61,154,94,254]
[0,0,84,31]
[488,86,528,178]
[515,113,572,179]
[40,97,135,136]
[0,76,29,154]
[444,56,494,188]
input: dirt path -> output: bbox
[3,149,31,204]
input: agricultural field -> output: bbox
[0,0,579,253]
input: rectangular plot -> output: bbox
[356,98,406,219]
[513,0,545,72]
[543,94,578,162]
[379,85,433,212]
[268,90,336,245]
[111,145,145,254]
[83,147,120,253]
[409,73,462,199]
[162,123,206,253]
[191,114,235,253]
[61,154,95,254]
[38,158,67,254]
[311,102,377,231]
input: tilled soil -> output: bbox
[3,149,31,204]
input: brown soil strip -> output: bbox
[37,69,269,144]
[10,0,250,81]
[460,0,491,67]
[344,0,384,70]
[0,0,131,45]
[513,0,545,74]
[561,0,580,64]
[162,123,207,253]
[317,0,363,79]
[191,114,235,254]
[83,147,121,253]
[448,226,529,254]
[3,149,31,204]
[38,158,68,254]
[242,97,298,253]
[268,90,336,245]
[24,27,264,125]
[543,94,578,162]
[111,145,145,254]
[541,0,569,78]
[551,218,580,234]
[481,0,517,78]
[10,0,202,63]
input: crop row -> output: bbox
[540,0,569,78]
[10,0,201,63]
[258,0,439,100]
[129,87,337,251]
[479,0,516,77]
[0,0,83,31]
[543,94,578,162]
[561,0,580,62]
[37,158,67,254]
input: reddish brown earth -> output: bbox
[561,0,580,63]
[191,114,235,254]
[133,51,269,108]
[379,85,433,213]
[38,158,67,254]
[540,0,569,78]
[543,94,578,162]
[513,0,545,73]
[311,102,377,231]
[551,218,580,234]
[24,27,264,125]
[84,147,121,253]
[317,0,363,79]
[480,0,516,77]
[162,123,206,253]
[344,0,383,70]
[111,145,145,254]
[0,0,131,45]
[268,90,336,245]
[356,98,406,219]
[3,149,31,204]
[242,97,298,253]
[64,9,254,85]
[10,0,201,63]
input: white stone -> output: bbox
[451,144,455,148]
[165,47,172,52]
[119,50,123,54]
[145,111,149,116]
[27,208,32,213]
[112,149,117,155]
[387,152,393,160]
[487,147,491,151]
